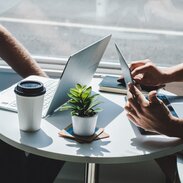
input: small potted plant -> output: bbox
[61,84,102,136]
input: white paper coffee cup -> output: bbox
[14,80,46,132]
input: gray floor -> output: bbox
[54,160,165,183]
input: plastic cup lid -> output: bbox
[14,80,46,97]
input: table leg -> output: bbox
[155,154,180,183]
[84,163,99,183]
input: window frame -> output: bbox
[0,56,122,78]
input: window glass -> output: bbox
[0,0,183,66]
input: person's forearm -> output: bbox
[162,63,183,83]
[0,25,47,78]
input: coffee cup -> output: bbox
[14,80,46,132]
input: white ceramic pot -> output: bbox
[71,114,98,136]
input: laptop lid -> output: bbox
[46,34,111,116]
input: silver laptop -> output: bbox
[0,34,111,117]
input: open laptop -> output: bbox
[0,34,111,117]
[115,43,179,134]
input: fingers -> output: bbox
[125,103,137,116]
[148,92,170,115]
[126,88,141,115]
[125,104,137,121]
[126,112,142,128]
[148,90,159,104]
[131,64,149,78]
[130,59,150,71]
[135,83,142,91]
[126,112,137,123]
[126,84,143,115]
[148,91,166,107]
[128,83,148,107]
[117,76,126,86]
[127,88,133,99]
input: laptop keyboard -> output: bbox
[9,100,16,108]
[43,79,58,110]
[0,79,58,114]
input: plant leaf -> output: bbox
[94,108,103,113]
[67,94,80,102]
[70,88,79,97]
[62,84,103,116]
[60,105,74,111]
[87,100,102,111]
[88,94,100,101]
[81,86,91,100]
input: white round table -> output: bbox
[0,78,183,183]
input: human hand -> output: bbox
[130,59,166,86]
[125,83,178,136]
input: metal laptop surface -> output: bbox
[0,35,111,117]
[46,34,111,116]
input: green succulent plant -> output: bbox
[61,84,102,117]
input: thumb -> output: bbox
[148,90,159,104]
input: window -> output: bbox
[0,0,183,76]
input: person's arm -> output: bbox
[0,25,47,78]
[125,83,183,138]
[130,59,183,86]
[163,63,183,83]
